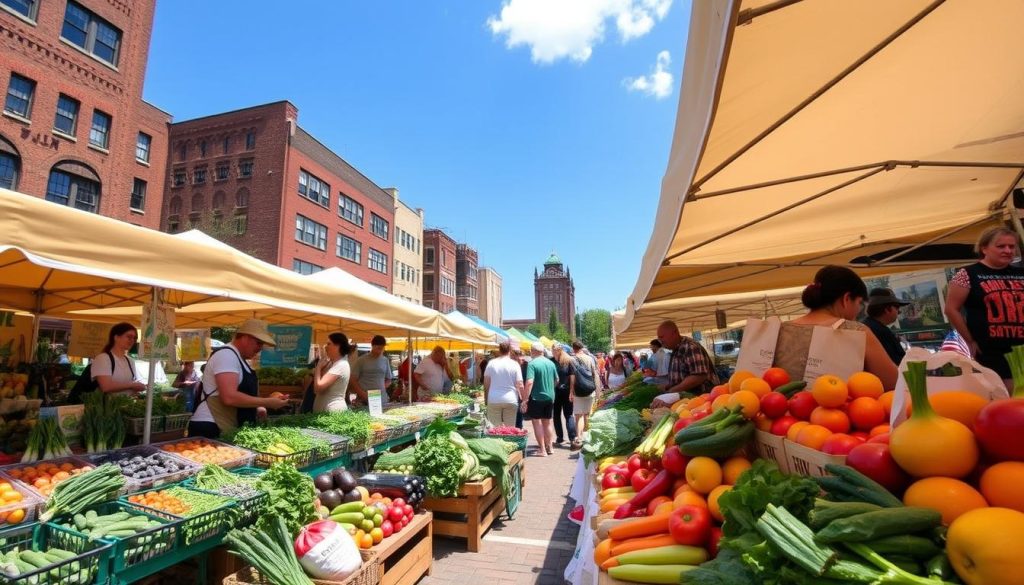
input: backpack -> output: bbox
[191,346,246,413]
[572,356,597,397]
[67,351,117,404]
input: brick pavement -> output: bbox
[419,443,582,585]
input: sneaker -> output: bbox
[567,505,584,526]
[570,439,583,451]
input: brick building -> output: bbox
[161,101,395,290]
[477,266,502,327]
[455,243,478,316]
[535,252,576,337]
[0,0,169,227]
[389,188,423,304]
[423,228,456,313]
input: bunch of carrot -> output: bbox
[594,513,707,583]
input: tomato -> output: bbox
[770,415,799,437]
[392,498,406,508]
[673,416,695,433]
[845,442,910,493]
[630,468,657,493]
[788,391,817,421]
[380,519,394,538]
[402,505,414,518]
[821,433,863,456]
[708,527,723,558]
[762,367,791,390]
[602,471,629,490]
[388,506,404,524]
[627,454,646,474]
[662,446,688,477]
[759,392,789,419]
[849,431,870,442]
[669,505,712,547]
[867,433,890,444]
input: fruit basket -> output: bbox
[0,521,111,585]
[85,446,199,492]
[0,472,41,528]
[122,486,237,546]
[1,456,94,499]
[155,438,256,469]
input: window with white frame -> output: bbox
[339,194,363,226]
[135,132,151,163]
[298,169,330,207]
[368,248,388,274]
[337,234,361,263]
[53,94,79,136]
[370,213,389,239]
[292,259,322,275]
[295,214,327,250]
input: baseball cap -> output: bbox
[867,288,912,308]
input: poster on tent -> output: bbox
[68,321,113,359]
[887,269,949,331]
[140,303,176,361]
[176,329,211,362]
[260,325,312,367]
[0,311,33,368]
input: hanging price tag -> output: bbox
[367,390,383,417]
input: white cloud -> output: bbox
[487,0,673,64]
[623,50,673,99]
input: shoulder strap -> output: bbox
[193,346,238,411]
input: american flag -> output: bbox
[940,330,972,357]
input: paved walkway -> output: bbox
[419,443,582,585]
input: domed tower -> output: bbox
[534,251,576,337]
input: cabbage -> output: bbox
[581,408,644,464]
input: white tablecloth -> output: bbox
[566,458,599,585]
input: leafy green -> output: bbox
[227,425,330,457]
[717,459,819,538]
[681,535,760,585]
[270,411,372,446]
[611,383,664,411]
[422,415,457,438]
[580,408,644,464]
[466,437,511,495]
[413,434,463,497]
[255,462,318,536]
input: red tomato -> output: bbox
[669,505,712,547]
[402,505,414,517]
[380,520,394,538]
[602,471,629,490]
[759,392,789,419]
[849,431,870,442]
[845,443,910,493]
[820,433,863,456]
[661,446,688,477]
[673,416,695,433]
[788,391,817,421]
[393,498,406,508]
[761,367,791,390]
[630,468,657,493]
[975,399,1024,462]
[708,527,723,558]
[388,507,404,524]
[867,433,890,444]
[770,415,799,437]
[627,454,646,474]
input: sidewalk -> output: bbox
[419,444,582,585]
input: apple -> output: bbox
[760,392,789,419]
[381,519,394,538]
[845,442,910,493]
[630,468,657,493]
[788,391,817,421]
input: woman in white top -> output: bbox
[606,354,628,390]
[91,322,145,396]
[312,332,352,413]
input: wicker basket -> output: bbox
[223,550,379,585]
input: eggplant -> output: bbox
[320,489,342,510]
[342,488,363,503]
[334,468,357,493]
[314,473,335,492]
[356,473,423,501]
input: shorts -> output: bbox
[573,393,595,415]
[526,399,554,420]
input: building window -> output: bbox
[441,276,455,297]
[0,152,19,190]
[130,178,146,211]
[178,143,187,161]
[339,194,364,226]
[425,247,434,266]
[4,73,35,119]
[193,167,207,185]
[215,162,229,181]
[423,275,435,293]
[236,188,249,207]
[52,94,79,136]
[212,190,226,210]
[199,140,207,158]
[295,214,327,250]
[441,249,447,268]
[46,169,99,213]
[245,131,255,150]
[298,169,330,207]
[1,0,38,20]
[238,159,253,178]
[370,213,389,240]
[222,136,230,154]
[368,248,388,274]
[135,132,151,163]
[292,259,322,275]
[191,193,204,213]
[234,214,247,234]
[61,1,121,65]
[337,234,361,263]
[169,196,181,215]
[167,219,179,233]
[172,169,186,187]
[88,110,111,149]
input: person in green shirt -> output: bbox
[524,342,558,456]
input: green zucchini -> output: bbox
[679,420,755,458]
[815,507,942,543]
[862,535,941,559]
[18,550,54,569]
[775,380,807,397]
[823,464,903,507]
[809,500,883,530]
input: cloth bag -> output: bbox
[736,317,782,376]
[890,347,1008,426]
[803,320,866,382]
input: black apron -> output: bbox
[234,354,259,428]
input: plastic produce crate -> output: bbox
[121,487,237,546]
[154,437,256,470]
[247,447,315,469]
[0,472,40,529]
[180,470,267,528]
[485,433,528,452]
[163,413,192,433]
[302,429,350,461]
[0,521,111,585]
[1,456,96,500]
[85,446,199,492]
[124,415,165,436]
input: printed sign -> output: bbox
[259,325,313,367]
[140,303,176,360]
[367,390,383,417]
[68,321,114,359]
[176,329,211,362]
[40,405,85,447]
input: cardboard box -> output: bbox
[783,438,846,477]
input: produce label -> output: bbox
[68,320,112,359]
[367,390,383,416]
[140,303,176,360]
[176,329,210,361]
[40,405,85,446]
[259,325,313,367]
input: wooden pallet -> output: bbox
[369,511,433,585]
[422,450,524,552]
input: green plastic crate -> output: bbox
[179,470,267,528]
[121,486,237,547]
[0,521,110,585]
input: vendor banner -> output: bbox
[68,320,113,359]
[260,325,313,367]
[140,303,175,361]
[176,329,210,362]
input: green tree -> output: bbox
[578,309,612,353]
[548,308,560,338]
[526,323,550,338]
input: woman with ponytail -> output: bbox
[773,266,898,389]
[312,332,353,413]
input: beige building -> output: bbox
[387,189,423,304]
[477,267,503,326]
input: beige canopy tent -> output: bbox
[625,0,1024,314]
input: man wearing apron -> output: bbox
[188,319,289,439]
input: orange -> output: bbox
[904,477,988,525]
[2,491,22,504]
[728,370,756,393]
[811,375,848,408]
[979,462,1024,513]
[795,424,833,450]
[739,377,771,399]
[786,421,810,442]
[5,508,24,524]
[685,457,723,495]
[947,508,1024,585]
[878,391,895,416]
[673,489,707,509]
[359,533,373,549]
[847,372,884,399]
[722,457,751,485]
[869,424,890,437]
[727,390,760,419]
[847,397,887,431]
[926,391,989,428]
[810,407,851,434]
[753,413,773,432]
[707,485,731,522]
[711,394,731,412]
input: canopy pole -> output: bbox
[142,287,161,445]
[407,331,413,405]
[1008,204,1024,247]
[29,289,43,364]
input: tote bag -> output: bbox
[890,347,1008,426]
[736,317,782,376]
[803,320,867,382]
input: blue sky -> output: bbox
[144,1,690,320]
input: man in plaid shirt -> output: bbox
[651,320,719,407]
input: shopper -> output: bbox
[651,320,721,408]
[512,346,528,429]
[483,341,523,427]
[643,338,671,386]
[551,345,578,447]
[90,322,145,396]
[606,354,628,390]
[524,342,558,456]
[312,332,354,413]
[571,340,601,448]
[350,335,393,406]
[945,226,1024,389]
[414,346,453,396]
[862,288,911,366]
[172,360,200,410]
[188,319,288,439]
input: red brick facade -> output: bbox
[0,0,168,228]
[161,101,395,290]
[423,228,457,313]
[535,254,576,337]
[456,243,479,316]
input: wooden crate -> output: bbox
[422,451,524,552]
[370,511,433,585]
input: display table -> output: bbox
[370,511,433,585]
[422,450,524,552]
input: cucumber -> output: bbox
[862,535,941,559]
[11,557,35,574]
[679,421,755,458]
[330,501,366,515]
[73,513,88,531]
[815,507,942,543]
[775,380,807,397]
[824,464,903,507]
[18,550,54,569]
[330,512,366,525]
[808,500,882,530]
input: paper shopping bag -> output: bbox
[803,320,866,382]
[890,347,1008,426]
[736,317,782,376]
